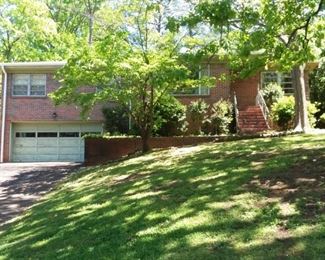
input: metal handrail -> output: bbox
[233,91,239,133]
[256,91,270,128]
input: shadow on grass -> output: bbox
[0,135,324,259]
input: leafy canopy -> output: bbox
[51,0,214,150]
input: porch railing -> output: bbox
[256,91,270,128]
[233,91,239,133]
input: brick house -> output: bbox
[0,61,315,163]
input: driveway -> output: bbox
[0,162,80,226]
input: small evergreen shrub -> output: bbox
[261,83,284,109]
[309,62,325,128]
[320,113,325,128]
[102,105,130,135]
[188,100,209,135]
[271,96,319,130]
[103,97,187,136]
[204,99,233,135]
[271,96,295,130]
[153,96,187,136]
[307,102,319,128]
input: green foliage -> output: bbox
[310,63,325,104]
[271,96,296,130]
[0,0,57,61]
[187,100,209,135]
[153,96,187,136]
[102,97,187,137]
[185,0,324,76]
[188,100,208,122]
[320,113,325,127]
[50,1,212,151]
[186,0,324,131]
[271,96,319,130]
[204,99,233,135]
[102,105,130,135]
[310,62,325,128]
[261,83,284,109]
[307,102,320,128]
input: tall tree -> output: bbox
[181,0,325,132]
[0,0,57,61]
[50,0,211,152]
[45,0,105,44]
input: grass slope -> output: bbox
[0,134,325,259]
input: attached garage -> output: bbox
[11,123,103,162]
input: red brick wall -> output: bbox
[6,73,103,121]
[175,63,232,134]
[230,71,311,110]
[231,74,259,110]
[0,65,314,162]
[85,136,216,165]
[176,63,231,106]
[1,72,104,162]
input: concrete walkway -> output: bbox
[0,162,80,226]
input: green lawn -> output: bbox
[0,134,325,259]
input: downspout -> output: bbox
[1,65,7,163]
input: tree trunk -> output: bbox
[141,129,151,153]
[88,15,94,45]
[293,64,310,132]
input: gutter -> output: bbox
[1,65,7,163]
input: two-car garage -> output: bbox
[11,123,102,162]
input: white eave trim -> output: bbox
[0,61,67,70]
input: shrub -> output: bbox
[320,113,325,127]
[271,96,295,130]
[204,99,233,135]
[271,96,319,130]
[309,62,325,128]
[188,100,209,135]
[153,96,187,136]
[261,83,284,109]
[307,102,320,128]
[102,104,129,135]
[103,97,187,136]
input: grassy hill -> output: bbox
[0,134,324,259]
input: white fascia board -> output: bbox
[0,61,67,70]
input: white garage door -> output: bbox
[12,123,102,162]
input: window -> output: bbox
[13,74,46,96]
[16,132,36,138]
[12,75,29,96]
[174,64,211,96]
[30,75,46,96]
[81,132,101,137]
[38,132,58,138]
[59,132,80,137]
[261,71,294,95]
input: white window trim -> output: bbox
[12,74,47,97]
[174,64,211,96]
[260,71,294,95]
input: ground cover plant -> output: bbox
[0,134,324,259]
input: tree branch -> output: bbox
[286,0,324,47]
